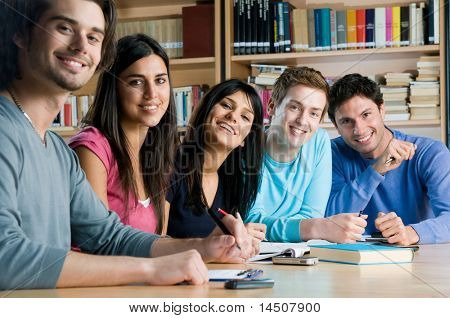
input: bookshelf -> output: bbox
[224,0,447,143]
[55,0,222,139]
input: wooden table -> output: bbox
[2,244,449,298]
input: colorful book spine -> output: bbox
[283,1,291,52]
[392,6,401,47]
[314,9,322,51]
[400,6,410,46]
[336,10,347,50]
[433,0,439,44]
[375,7,386,48]
[409,3,417,46]
[365,8,375,48]
[321,8,331,51]
[278,2,285,52]
[346,9,357,49]
[307,8,316,51]
[356,9,366,48]
[385,7,392,47]
[330,9,337,50]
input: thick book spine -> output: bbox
[278,2,285,53]
[375,7,386,48]
[263,0,270,53]
[392,6,401,47]
[356,9,366,48]
[307,8,316,51]
[400,6,410,46]
[245,0,252,54]
[336,10,347,50]
[330,9,337,50]
[283,2,292,52]
[346,9,357,49]
[433,0,439,44]
[321,8,331,51]
[428,0,434,44]
[292,9,301,52]
[385,7,393,47]
[239,0,246,54]
[314,8,322,51]
[300,9,309,51]
[251,0,258,54]
[409,3,417,46]
[257,0,263,54]
[365,8,375,48]
[234,0,240,55]
[416,4,424,46]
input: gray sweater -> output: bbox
[0,97,159,290]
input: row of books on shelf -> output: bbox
[52,95,93,128]
[233,0,440,55]
[117,19,183,59]
[117,4,215,59]
[51,85,209,130]
[174,85,209,127]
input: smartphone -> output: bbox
[272,255,319,266]
[224,279,274,289]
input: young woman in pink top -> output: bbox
[69,34,178,234]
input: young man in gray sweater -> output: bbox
[0,0,253,291]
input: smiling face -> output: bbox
[15,0,105,92]
[116,54,171,129]
[204,90,255,151]
[334,95,389,158]
[269,84,327,151]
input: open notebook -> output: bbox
[249,242,310,263]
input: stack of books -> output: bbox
[416,55,440,82]
[247,64,287,86]
[381,85,410,121]
[408,55,440,120]
[384,72,413,87]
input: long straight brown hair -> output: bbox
[83,34,179,233]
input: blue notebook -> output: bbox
[309,243,415,265]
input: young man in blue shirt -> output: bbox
[245,67,368,242]
[326,73,450,245]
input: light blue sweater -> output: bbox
[326,129,450,244]
[245,128,332,242]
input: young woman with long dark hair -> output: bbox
[166,79,266,243]
[69,34,178,234]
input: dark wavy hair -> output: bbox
[179,79,264,218]
[328,73,384,124]
[0,0,117,90]
[83,34,179,233]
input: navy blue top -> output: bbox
[166,169,224,238]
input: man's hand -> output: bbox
[245,221,266,256]
[320,213,368,243]
[144,250,209,285]
[372,138,416,175]
[374,212,419,246]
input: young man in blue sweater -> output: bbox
[326,74,450,245]
[245,67,368,242]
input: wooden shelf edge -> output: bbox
[170,57,215,65]
[320,119,441,129]
[231,45,440,63]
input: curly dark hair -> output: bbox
[328,73,384,124]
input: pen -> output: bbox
[385,157,395,165]
[207,207,241,250]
